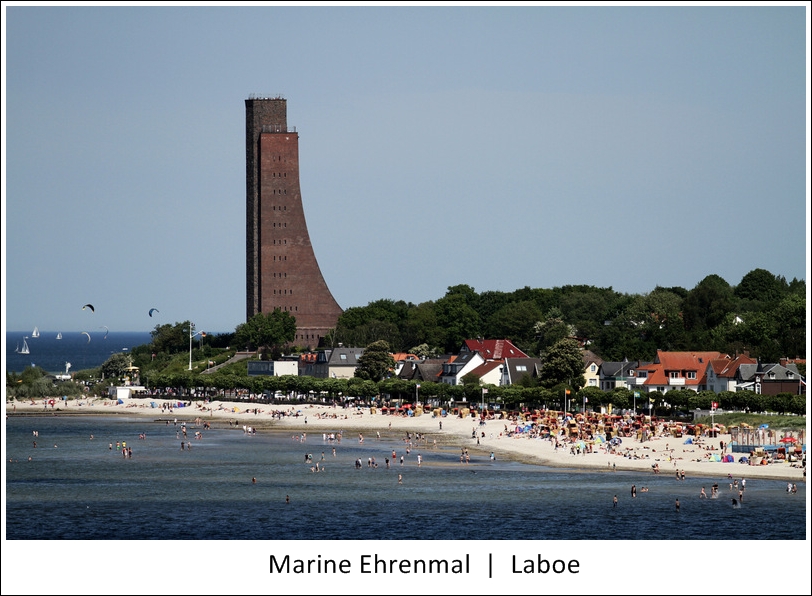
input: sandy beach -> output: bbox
[6,396,806,482]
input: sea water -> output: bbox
[5,331,153,374]
[4,415,805,540]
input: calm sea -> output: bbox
[5,331,153,374]
[4,415,806,541]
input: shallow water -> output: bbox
[4,415,805,540]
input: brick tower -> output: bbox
[245,96,343,347]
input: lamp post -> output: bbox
[188,323,205,371]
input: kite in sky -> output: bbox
[149,308,160,317]
[82,304,95,312]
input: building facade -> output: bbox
[245,96,343,347]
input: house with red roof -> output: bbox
[632,350,723,393]
[705,353,757,393]
[440,339,528,385]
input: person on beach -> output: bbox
[675,498,680,511]
[631,484,636,497]
[398,474,402,484]
[286,495,290,504]
[700,487,707,498]
[613,495,618,508]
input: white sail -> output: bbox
[32,327,40,338]
[56,332,62,340]
[20,337,30,355]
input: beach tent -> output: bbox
[150,401,157,408]
[724,455,734,462]
[711,453,722,462]
[684,438,693,444]
[117,399,124,404]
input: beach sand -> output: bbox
[6,396,806,482]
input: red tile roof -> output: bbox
[710,354,757,378]
[462,339,527,360]
[637,350,724,387]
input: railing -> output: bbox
[261,124,297,134]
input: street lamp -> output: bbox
[188,323,206,371]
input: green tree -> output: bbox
[150,322,189,354]
[539,338,585,389]
[683,274,734,334]
[434,292,481,353]
[400,302,442,353]
[534,308,575,355]
[354,340,395,382]
[773,293,806,360]
[734,268,787,305]
[484,300,543,354]
[101,353,132,381]
[234,309,297,352]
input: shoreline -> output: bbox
[6,397,806,482]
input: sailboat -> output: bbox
[56,332,62,340]
[19,337,30,355]
[32,327,40,338]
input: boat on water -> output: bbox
[18,337,30,355]
[56,332,62,340]
[32,327,40,338]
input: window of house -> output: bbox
[516,365,527,372]
[590,364,596,373]
[687,372,696,379]
[669,371,681,379]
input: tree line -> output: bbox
[327,268,806,364]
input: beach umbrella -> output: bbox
[779,436,798,444]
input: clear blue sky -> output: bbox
[3,3,809,334]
